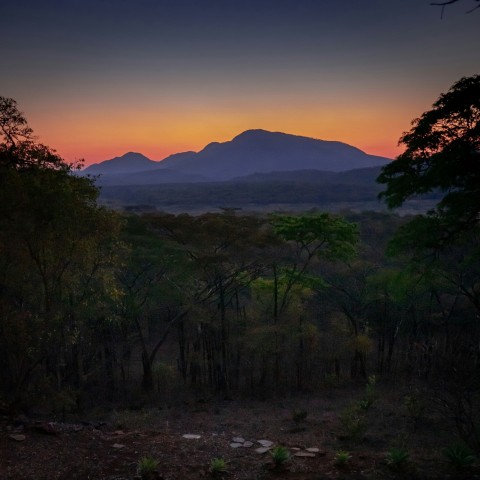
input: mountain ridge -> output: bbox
[82,129,391,183]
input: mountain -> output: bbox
[157,130,390,180]
[230,166,383,186]
[81,130,391,186]
[93,168,212,186]
[82,152,161,175]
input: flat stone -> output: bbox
[35,422,58,435]
[182,434,201,439]
[230,442,243,448]
[255,447,270,454]
[243,441,253,447]
[232,436,245,443]
[294,451,316,457]
[306,448,320,453]
[9,434,26,442]
[257,439,273,447]
[291,447,301,451]
[112,443,125,449]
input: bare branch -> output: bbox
[431,0,480,18]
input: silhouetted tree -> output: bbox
[431,0,480,17]
[378,75,480,246]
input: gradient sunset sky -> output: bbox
[1,0,478,165]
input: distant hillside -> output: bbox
[92,168,211,186]
[157,130,390,180]
[81,130,391,185]
[97,165,390,213]
[232,166,383,185]
[83,152,161,175]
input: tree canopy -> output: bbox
[377,75,480,241]
[0,96,70,171]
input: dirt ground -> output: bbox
[1,387,479,480]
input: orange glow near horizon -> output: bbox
[30,98,413,166]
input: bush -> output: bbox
[334,450,351,467]
[339,405,367,443]
[210,457,228,476]
[443,444,476,469]
[292,409,308,423]
[385,448,409,469]
[137,456,159,479]
[270,446,291,468]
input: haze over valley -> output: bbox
[81,129,401,212]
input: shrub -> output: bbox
[270,446,291,468]
[358,375,377,411]
[292,409,308,423]
[334,450,351,467]
[385,448,409,469]
[137,456,159,479]
[339,405,367,443]
[404,391,426,431]
[210,457,228,476]
[444,444,476,469]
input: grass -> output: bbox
[210,457,228,476]
[137,456,159,478]
[270,446,291,468]
[385,447,409,469]
[443,444,477,469]
[334,450,351,467]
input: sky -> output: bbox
[1,0,478,165]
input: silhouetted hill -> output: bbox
[231,166,383,185]
[93,168,211,186]
[157,130,390,180]
[81,130,390,185]
[83,152,161,175]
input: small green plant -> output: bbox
[444,444,476,469]
[137,456,159,479]
[292,408,308,423]
[385,448,409,469]
[210,457,228,476]
[340,405,367,443]
[404,392,426,431]
[334,450,351,467]
[358,375,377,411]
[270,445,291,468]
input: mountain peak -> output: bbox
[157,130,390,180]
[83,151,160,175]
[121,151,150,159]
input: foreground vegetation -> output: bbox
[1,75,479,478]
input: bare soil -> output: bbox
[1,387,478,480]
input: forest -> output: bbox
[0,75,479,479]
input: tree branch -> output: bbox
[431,0,480,18]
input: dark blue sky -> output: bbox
[1,0,478,163]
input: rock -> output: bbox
[232,436,245,443]
[230,442,243,448]
[182,434,201,439]
[291,447,301,451]
[112,443,125,449]
[255,447,270,454]
[9,434,26,442]
[257,439,274,447]
[306,447,320,453]
[294,451,316,457]
[243,441,253,447]
[34,422,59,435]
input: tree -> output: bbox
[377,75,480,245]
[0,96,69,171]
[430,0,480,17]
[0,97,121,407]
